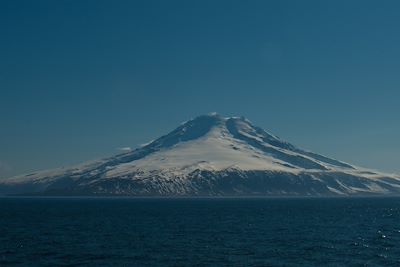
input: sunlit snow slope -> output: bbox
[1,114,400,196]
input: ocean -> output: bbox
[1,197,399,266]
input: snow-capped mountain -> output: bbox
[1,113,400,196]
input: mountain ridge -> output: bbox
[1,113,399,196]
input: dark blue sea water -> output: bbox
[1,197,400,266]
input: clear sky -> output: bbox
[1,0,399,178]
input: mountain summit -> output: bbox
[1,114,400,196]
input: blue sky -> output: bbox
[0,0,399,177]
